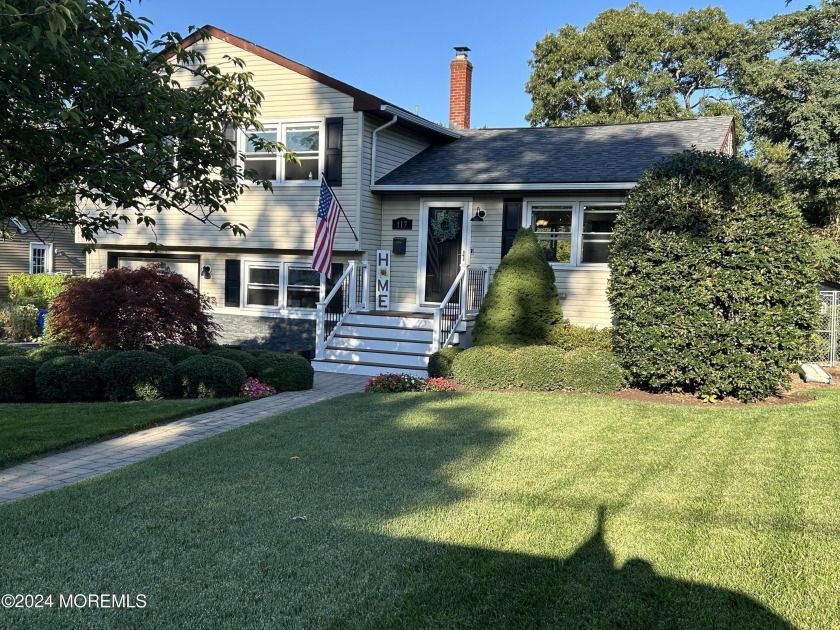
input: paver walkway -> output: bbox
[0,372,369,506]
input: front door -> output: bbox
[424,207,464,303]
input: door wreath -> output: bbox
[431,210,461,243]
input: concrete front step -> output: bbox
[323,349,429,369]
[330,336,434,355]
[343,313,434,329]
[337,325,434,343]
[311,360,427,378]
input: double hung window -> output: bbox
[243,261,323,309]
[528,201,622,266]
[29,242,53,274]
[242,120,323,183]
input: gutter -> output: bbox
[379,105,461,140]
[371,182,637,193]
[370,114,398,188]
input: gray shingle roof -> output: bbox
[375,116,733,187]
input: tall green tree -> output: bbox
[525,3,746,128]
[734,0,840,229]
[0,0,280,245]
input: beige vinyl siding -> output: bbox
[554,268,612,328]
[87,36,360,252]
[466,196,503,268]
[372,125,431,183]
[380,196,422,308]
[0,226,85,301]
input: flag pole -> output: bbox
[321,174,358,242]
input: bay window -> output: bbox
[528,201,622,266]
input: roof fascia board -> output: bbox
[372,182,637,193]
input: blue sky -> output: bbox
[134,0,803,129]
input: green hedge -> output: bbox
[176,355,246,398]
[549,324,613,352]
[560,349,625,394]
[427,347,462,379]
[0,343,28,358]
[8,273,67,308]
[0,356,39,402]
[82,349,119,365]
[211,348,259,377]
[608,151,818,402]
[514,346,567,391]
[35,356,102,402]
[156,343,202,365]
[101,351,175,401]
[255,353,314,391]
[29,343,78,363]
[451,346,518,389]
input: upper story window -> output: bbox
[242,120,324,183]
[528,201,623,266]
[29,242,53,274]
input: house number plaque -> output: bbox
[392,217,412,230]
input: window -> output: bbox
[242,120,323,183]
[528,201,622,266]
[243,261,324,309]
[29,242,53,274]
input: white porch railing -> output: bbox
[315,261,369,360]
[432,265,490,352]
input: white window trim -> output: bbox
[29,242,54,274]
[525,199,624,268]
[240,117,325,186]
[240,259,326,314]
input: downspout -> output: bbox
[370,114,398,188]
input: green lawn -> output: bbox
[1,389,838,628]
[0,398,244,468]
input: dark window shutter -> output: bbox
[106,253,119,269]
[502,199,523,258]
[325,117,343,187]
[224,259,241,307]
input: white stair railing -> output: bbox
[432,265,490,352]
[315,261,369,360]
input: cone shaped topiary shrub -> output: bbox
[608,151,818,402]
[471,228,563,346]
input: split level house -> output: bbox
[81,26,736,377]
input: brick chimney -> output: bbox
[449,47,472,129]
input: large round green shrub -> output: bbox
[29,343,78,363]
[156,343,202,365]
[176,355,246,398]
[255,353,314,391]
[35,356,102,402]
[427,347,463,379]
[514,346,567,391]
[608,151,818,402]
[0,356,39,402]
[82,349,119,365]
[559,349,625,394]
[451,346,517,389]
[471,228,563,346]
[0,344,28,358]
[101,351,175,401]
[211,348,259,377]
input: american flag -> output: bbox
[312,178,342,279]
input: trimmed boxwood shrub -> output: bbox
[514,346,566,391]
[608,151,818,402]
[427,347,463,379]
[176,355,246,399]
[0,356,39,402]
[35,356,102,402]
[255,353,314,391]
[82,349,119,365]
[471,228,563,347]
[211,348,259,377]
[549,324,613,352]
[101,351,175,401]
[451,346,517,389]
[156,343,202,365]
[29,343,78,363]
[559,348,625,394]
[0,344,28,358]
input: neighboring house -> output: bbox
[81,26,735,376]
[0,221,85,302]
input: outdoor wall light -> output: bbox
[470,207,486,222]
[202,265,212,279]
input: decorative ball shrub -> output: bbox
[0,356,39,402]
[101,351,175,401]
[81,349,119,365]
[471,228,563,347]
[255,353,314,391]
[29,343,78,363]
[451,346,518,389]
[608,151,818,402]
[35,356,102,402]
[211,347,259,377]
[427,347,463,379]
[156,344,202,365]
[176,355,246,399]
[514,345,567,391]
[559,348,625,394]
[0,344,28,358]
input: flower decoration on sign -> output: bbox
[431,210,461,243]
